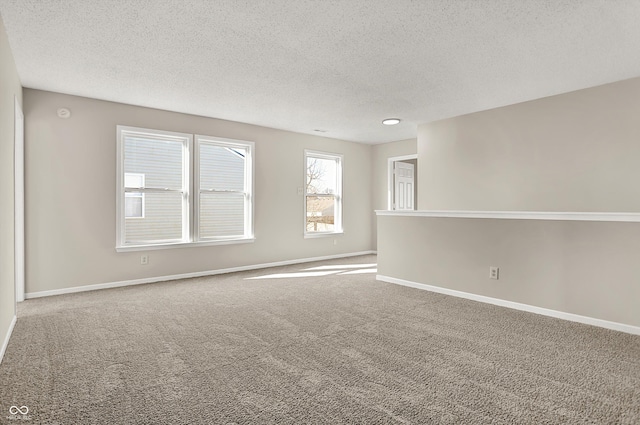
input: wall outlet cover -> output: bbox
[489,266,499,280]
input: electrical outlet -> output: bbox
[333,239,338,245]
[489,266,499,280]
[141,255,149,265]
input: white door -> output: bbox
[394,161,414,210]
[14,97,25,303]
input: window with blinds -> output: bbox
[116,126,254,251]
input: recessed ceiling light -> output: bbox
[382,118,401,125]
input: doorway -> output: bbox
[387,154,417,210]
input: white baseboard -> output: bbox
[0,315,17,365]
[377,274,640,336]
[25,251,376,299]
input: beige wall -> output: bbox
[0,15,22,348]
[24,89,373,294]
[418,77,640,212]
[371,138,416,249]
[378,215,640,328]
[376,78,640,330]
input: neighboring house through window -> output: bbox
[305,150,343,236]
[196,136,252,240]
[116,126,254,251]
[124,173,145,218]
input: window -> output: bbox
[116,126,254,251]
[196,136,253,240]
[305,150,343,236]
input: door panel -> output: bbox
[394,161,414,210]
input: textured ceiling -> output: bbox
[1,1,640,144]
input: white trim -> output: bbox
[387,154,417,210]
[14,97,25,304]
[304,231,344,239]
[115,237,255,252]
[375,210,640,222]
[377,275,640,336]
[0,315,17,365]
[25,251,376,299]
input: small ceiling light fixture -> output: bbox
[57,108,71,119]
[382,118,401,125]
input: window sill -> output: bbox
[116,237,255,252]
[304,231,344,239]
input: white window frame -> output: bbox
[116,126,255,252]
[304,150,343,238]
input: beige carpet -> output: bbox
[1,255,638,424]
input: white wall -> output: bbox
[24,89,373,294]
[0,14,22,358]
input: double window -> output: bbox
[116,126,254,251]
[304,150,343,236]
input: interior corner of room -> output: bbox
[1,2,639,421]
[0,0,640,424]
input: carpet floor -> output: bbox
[1,255,639,424]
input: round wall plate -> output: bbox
[57,108,71,119]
